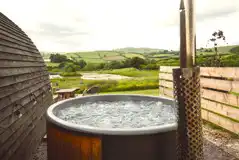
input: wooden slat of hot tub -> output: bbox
[47,122,102,160]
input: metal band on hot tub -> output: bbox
[47,94,178,135]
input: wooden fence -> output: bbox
[159,66,239,134]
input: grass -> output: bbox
[217,45,239,53]
[103,55,125,61]
[50,68,159,95]
[65,51,127,63]
[124,53,145,59]
[51,77,158,93]
[98,68,158,78]
[81,58,105,63]
[63,51,147,63]
[46,62,60,67]
[101,89,158,96]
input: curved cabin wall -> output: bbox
[0,12,53,160]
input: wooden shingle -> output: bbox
[0,12,53,160]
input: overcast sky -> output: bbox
[1,0,239,52]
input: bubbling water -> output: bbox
[56,100,177,128]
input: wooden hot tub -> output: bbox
[46,95,177,160]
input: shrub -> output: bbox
[64,63,81,72]
[50,54,68,63]
[60,72,82,77]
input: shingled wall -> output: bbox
[0,12,53,160]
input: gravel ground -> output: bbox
[203,124,239,159]
[32,141,47,160]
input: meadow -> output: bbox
[45,45,239,95]
[51,69,159,94]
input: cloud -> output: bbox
[36,23,89,37]
[0,0,239,51]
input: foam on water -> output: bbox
[56,100,177,128]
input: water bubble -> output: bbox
[56,100,177,128]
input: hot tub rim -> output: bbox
[47,94,178,135]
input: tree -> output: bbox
[63,63,80,72]
[163,50,169,53]
[69,57,87,69]
[50,54,68,63]
[130,57,146,69]
[77,60,87,69]
[204,30,227,67]
[108,61,122,69]
[230,46,239,54]
[58,62,66,69]
[208,30,227,56]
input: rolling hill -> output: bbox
[42,45,239,66]
[115,47,165,54]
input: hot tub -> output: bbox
[46,95,177,160]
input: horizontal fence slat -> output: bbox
[160,66,239,79]
[201,77,239,93]
[159,66,239,134]
[159,87,173,98]
[160,80,173,89]
[201,99,239,121]
[201,67,239,79]
[160,66,178,73]
[159,73,173,81]
[202,88,239,107]
[201,109,239,134]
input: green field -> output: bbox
[64,51,144,63]
[46,62,60,67]
[50,68,159,94]
[103,55,125,61]
[98,68,158,78]
[46,45,239,97]
[101,89,158,96]
[124,53,145,59]
[217,45,238,53]
[43,45,239,67]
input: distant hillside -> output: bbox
[217,45,239,53]
[198,45,239,53]
[63,51,146,63]
[115,47,165,54]
[42,44,239,65]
